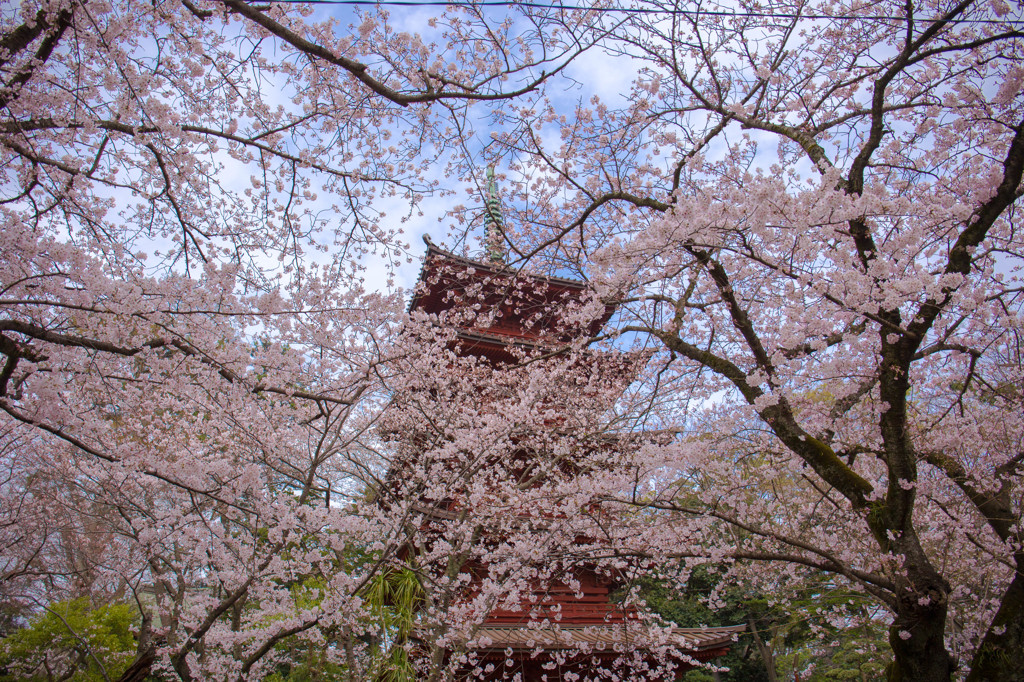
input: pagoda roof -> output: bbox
[406,236,614,364]
[408,235,592,314]
[468,624,744,653]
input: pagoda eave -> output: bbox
[456,624,745,680]
[467,624,745,653]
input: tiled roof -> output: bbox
[467,624,745,653]
[408,235,591,313]
[422,235,590,288]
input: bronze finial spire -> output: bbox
[483,165,505,264]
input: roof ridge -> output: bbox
[421,234,590,288]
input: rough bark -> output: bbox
[966,555,1024,682]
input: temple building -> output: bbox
[396,202,742,679]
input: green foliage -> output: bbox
[0,598,137,682]
[640,569,773,682]
[260,576,347,680]
[265,566,424,682]
[264,648,347,682]
[642,568,890,682]
[775,618,888,682]
[362,567,424,682]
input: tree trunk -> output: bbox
[966,554,1024,682]
[886,573,954,682]
[747,618,778,682]
[114,646,155,682]
[115,610,157,682]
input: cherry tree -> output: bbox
[0,0,611,678]
[368,315,682,681]
[486,0,1024,679]
[4,0,1021,678]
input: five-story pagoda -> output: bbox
[388,170,742,680]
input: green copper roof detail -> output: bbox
[484,165,505,263]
